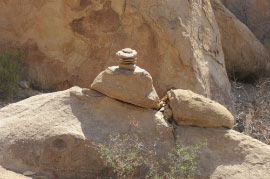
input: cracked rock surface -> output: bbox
[0,0,231,107]
[0,87,270,178]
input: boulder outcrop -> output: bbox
[221,0,270,54]
[211,0,270,80]
[176,126,270,179]
[91,66,160,109]
[0,88,270,178]
[0,0,232,107]
[0,87,173,178]
[168,89,234,128]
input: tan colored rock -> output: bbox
[221,0,270,54]
[116,48,137,59]
[0,0,231,107]
[211,0,270,80]
[0,87,270,178]
[0,166,30,179]
[168,89,234,128]
[22,171,35,176]
[116,48,137,70]
[91,66,160,109]
[0,87,174,178]
[175,126,270,179]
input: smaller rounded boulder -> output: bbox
[168,89,234,128]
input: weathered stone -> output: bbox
[23,171,36,176]
[0,166,30,179]
[116,48,137,70]
[168,89,234,128]
[0,87,174,178]
[221,0,270,54]
[175,126,270,179]
[211,0,270,80]
[118,64,136,71]
[0,87,270,178]
[91,66,160,109]
[0,0,232,107]
[116,48,137,59]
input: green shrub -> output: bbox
[95,133,207,179]
[95,133,144,179]
[0,50,24,99]
[164,143,205,179]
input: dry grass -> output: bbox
[231,78,270,145]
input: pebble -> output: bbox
[23,170,36,176]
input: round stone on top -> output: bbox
[116,48,137,59]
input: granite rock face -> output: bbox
[176,126,270,179]
[168,89,234,128]
[91,66,160,109]
[221,0,270,54]
[0,0,232,107]
[212,0,270,80]
[0,88,270,178]
[0,87,174,178]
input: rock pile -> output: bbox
[0,87,269,179]
[0,86,174,179]
[0,0,232,108]
[1,50,270,178]
[116,48,137,71]
[91,48,160,109]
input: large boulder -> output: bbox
[211,0,270,80]
[0,87,174,178]
[168,89,234,128]
[0,0,232,107]
[91,66,160,109]
[176,126,270,179]
[220,0,270,54]
[0,88,270,178]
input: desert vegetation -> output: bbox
[232,78,270,145]
[95,132,207,179]
[0,50,24,99]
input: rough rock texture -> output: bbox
[0,88,270,178]
[91,66,160,109]
[221,0,270,54]
[0,87,174,178]
[176,126,270,179]
[168,89,234,128]
[211,0,270,80]
[0,166,30,179]
[0,0,232,107]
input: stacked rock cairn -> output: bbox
[116,48,137,70]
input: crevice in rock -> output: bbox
[158,94,178,142]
